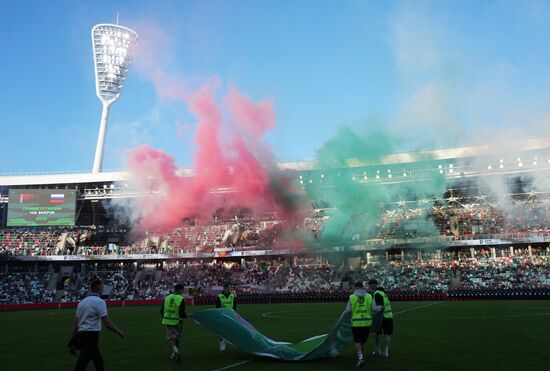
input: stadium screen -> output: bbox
[7,189,77,227]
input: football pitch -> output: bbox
[1,300,549,371]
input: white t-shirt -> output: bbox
[76,294,108,332]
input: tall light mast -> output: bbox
[91,24,138,173]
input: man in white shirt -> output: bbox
[69,279,124,371]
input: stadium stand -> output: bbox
[1,145,550,308]
[1,247,548,305]
[1,202,550,257]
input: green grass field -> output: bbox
[1,300,549,371]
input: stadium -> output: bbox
[1,3,550,371]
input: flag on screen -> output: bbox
[50,194,65,204]
[19,194,34,203]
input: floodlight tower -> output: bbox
[91,24,138,173]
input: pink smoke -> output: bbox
[224,86,275,138]
[127,85,304,232]
[124,21,306,234]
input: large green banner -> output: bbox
[190,308,353,361]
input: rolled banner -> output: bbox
[190,308,353,361]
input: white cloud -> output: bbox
[105,108,165,168]
[388,1,550,149]
[390,3,442,74]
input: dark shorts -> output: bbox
[377,317,393,335]
[352,326,370,343]
[166,324,183,340]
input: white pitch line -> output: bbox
[213,301,444,371]
[393,301,443,316]
[212,358,255,371]
[262,300,444,320]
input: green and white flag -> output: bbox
[190,308,353,361]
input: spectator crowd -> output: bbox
[1,203,550,257]
[1,248,548,305]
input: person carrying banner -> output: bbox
[216,283,237,351]
[69,279,124,371]
[345,281,373,367]
[368,278,393,358]
[160,284,187,362]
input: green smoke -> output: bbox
[306,126,447,246]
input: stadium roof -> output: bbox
[1,136,549,186]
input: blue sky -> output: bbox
[1,0,550,173]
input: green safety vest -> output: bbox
[349,293,373,327]
[162,294,184,325]
[375,289,393,318]
[218,293,235,310]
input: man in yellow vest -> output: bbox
[345,281,373,367]
[160,284,187,362]
[368,279,393,358]
[215,284,236,351]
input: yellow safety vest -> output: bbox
[218,293,235,310]
[350,293,373,327]
[162,294,184,325]
[375,289,393,319]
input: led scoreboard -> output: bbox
[7,189,77,226]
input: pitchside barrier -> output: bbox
[192,293,449,305]
[1,291,549,311]
[447,290,550,300]
[0,297,191,311]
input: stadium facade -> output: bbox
[1,137,550,260]
[1,138,550,308]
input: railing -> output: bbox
[364,236,454,246]
[362,232,550,246]
[0,169,122,176]
[2,290,549,312]
[0,298,191,312]
[452,231,550,241]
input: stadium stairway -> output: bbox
[179,265,192,282]
[132,270,142,288]
[140,267,156,286]
[46,272,59,291]
[269,266,289,290]
[70,275,82,291]
[153,269,163,283]
[450,270,461,290]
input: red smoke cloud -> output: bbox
[124,21,306,233]
[127,85,304,231]
[224,86,275,138]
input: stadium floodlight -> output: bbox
[91,24,138,173]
